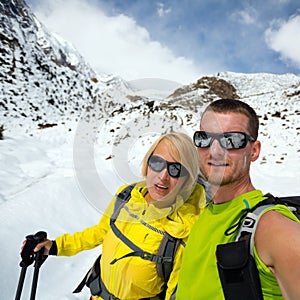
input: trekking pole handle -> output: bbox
[15,232,47,300]
[20,231,47,267]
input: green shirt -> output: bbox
[176,190,299,299]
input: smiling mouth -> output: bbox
[208,162,229,167]
[155,183,168,190]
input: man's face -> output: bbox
[198,111,260,188]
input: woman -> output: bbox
[24,132,206,299]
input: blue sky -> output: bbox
[27,0,300,84]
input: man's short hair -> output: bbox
[201,99,259,139]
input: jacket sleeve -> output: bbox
[55,195,116,256]
[55,184,131,256]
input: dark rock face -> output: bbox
[0,0,100,125]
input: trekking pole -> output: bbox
[15,265,28,300]
[30,246,45,300]
[15,231,47,300]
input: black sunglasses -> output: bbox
[193,131,255,150]
[147,155,188,178]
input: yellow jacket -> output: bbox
[56,181,205,300]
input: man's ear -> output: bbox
[250,140,261,162]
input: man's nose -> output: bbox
[209,138,226,156]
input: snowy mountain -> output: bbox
[0,0,299,208]
[0,0,136,132]
[167,72,300,166]
[0,2,299,300]
[1,1,299,163]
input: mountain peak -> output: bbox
[0,0,104,128]
[0,1,299,169]
[0,0,29,18]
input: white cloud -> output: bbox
[265,15,300,68]
[31,0,198,84]
[157,3,172,17]
[231,7,257,25]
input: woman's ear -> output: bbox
[250,140,261,162]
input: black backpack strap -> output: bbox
[110,184,182,285]
[110,219,169,265]
[153,233,183,300]
[263,193,300,219]
[236,193,300,252]
[156,233,183,282]
[73,254,102,293]
[73,254,120,299]
[217,193,300,300]
[216,239,263,300]
[111,184,136,219]
[73,184,135,296]
[110,184,164,264]
[216,203,267,300]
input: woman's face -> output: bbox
[146,140,183,202]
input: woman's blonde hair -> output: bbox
[141,132,199,198]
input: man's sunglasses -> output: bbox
[193,131,255,150]
[147,155,188,178]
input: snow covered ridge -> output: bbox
[0,0,139,131]
[0,0,105,129]
[0,0,299,168]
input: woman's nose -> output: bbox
[158,168,169,180]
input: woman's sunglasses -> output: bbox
[193,131,255,150]
[147,155,188,178]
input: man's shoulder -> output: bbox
[258,205,300,226]
[255,206,300,266]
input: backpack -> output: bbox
[74,184,183,299]
[216,194,300,300]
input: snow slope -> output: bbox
[0,109,299,299]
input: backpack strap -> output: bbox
[110,213,175,266]
[263,193,300,219]
[112,184,136,218]
[236,193,300,255]
[110,184,182,285]
[216,199,271,300]
[216,238,264,300]
[217,193,300,300]
[74,183,182,298]
[235,203,273,256]
[73,185,135,296]
[110,184,167,265]
[156,233,184,282]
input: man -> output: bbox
[176,99,300,299]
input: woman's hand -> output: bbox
[21,239,53,256]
